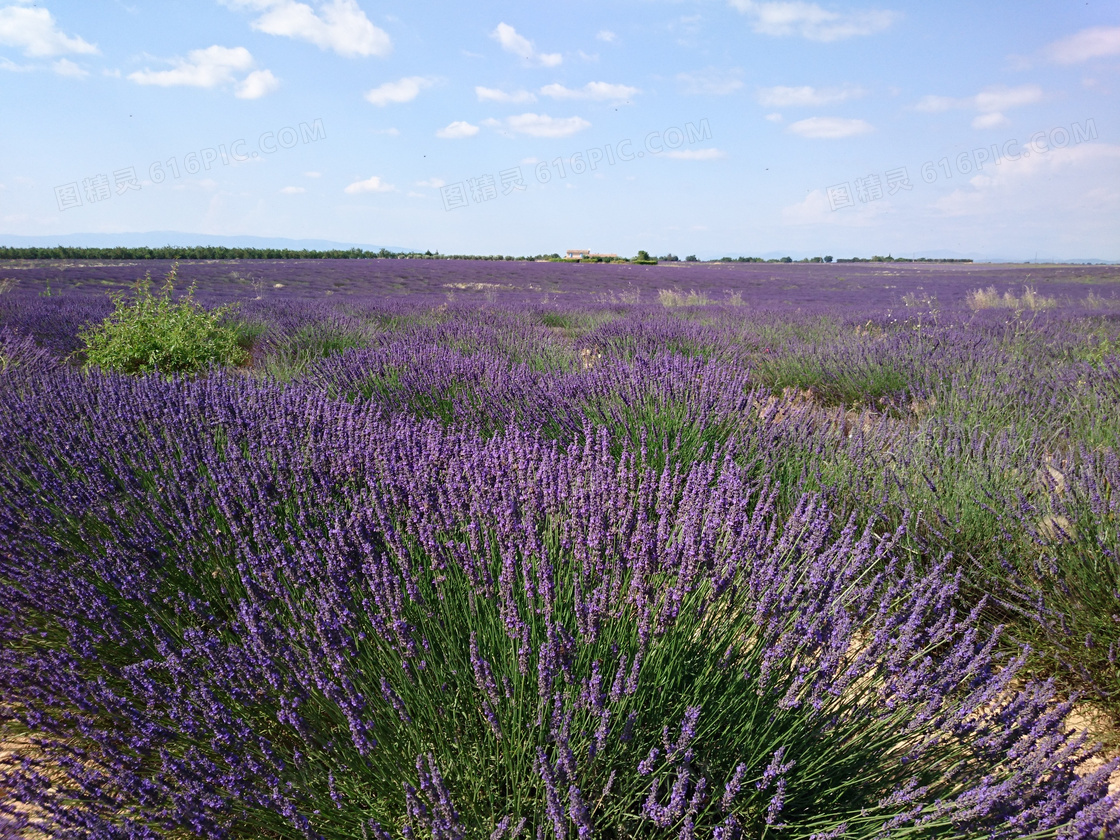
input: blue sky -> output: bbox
[0,0,1118,259]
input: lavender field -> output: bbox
[2,259,1120,839]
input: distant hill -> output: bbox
[0,232,410,253]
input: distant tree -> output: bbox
[780,256,793,263]
[685,254,698,262]
[824,255,833,263]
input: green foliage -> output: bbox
[260,323,376,383]
[78,265,248,375]
[1080,336,1118,366]
[750,353,911,411]
[536,310,618,339]
[232,320,269,353]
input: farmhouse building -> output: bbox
[566,249,620,260]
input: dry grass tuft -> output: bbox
[966,285,1056,311]
[658,288,712,307]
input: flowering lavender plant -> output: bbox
[0,365,1115,838]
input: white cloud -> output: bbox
[1045,26,1120,64]
[971,112,1009,130]
[417,178,446,188]
[128,46,273,95]
[782,189,831,224]
[756,84,865,107]
[596,30,616,43]
[436,120,479,139]
[279,186,305,194]
[52,57,87,78]
[662,148,727,160]
[476,85,537,103]
[492,112,591,138]
[224,0,391,57]
[344,175,395,194]
[0,55,33,72]
[539,81,639,102]
[913,94,957,113]
[787,116,873,138]
[765,112,783,122]
[729,1,898,42]
[236,68,279,98]
[671,14,704,43]
[782,187,891,225]
[973,85,1044,112]
[364,76,435,106]
[491,22,532,56]
[491,22,561,67]
[930,142,1120,222]
[677,68,744,96]
[304,171,322,177]
[0,4,98,57]
[913,84,1044,128]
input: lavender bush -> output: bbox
[0,364,1116,838]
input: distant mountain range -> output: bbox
[0,232,411,253]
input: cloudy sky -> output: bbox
[0,0,1117,259]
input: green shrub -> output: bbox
[78,264,248,375]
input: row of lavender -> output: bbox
[1,262,1119,838]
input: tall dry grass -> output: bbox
[966,285,1056,311]
[658,288,712,307]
